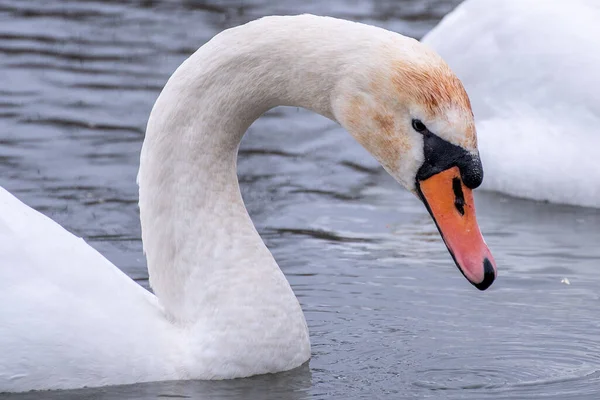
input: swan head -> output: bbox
[333,40,496,290]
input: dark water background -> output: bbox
[1,0,600,399]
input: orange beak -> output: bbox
[417,166,496,290]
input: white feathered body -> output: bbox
[0,187,182,391]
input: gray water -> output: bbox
[1,0,600,399]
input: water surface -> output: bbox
[1,0,600,399]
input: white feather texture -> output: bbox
[0,15,476,392]
[423,0,600,208]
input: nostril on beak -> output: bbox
[452,177,465,215]
[474,258,495,291]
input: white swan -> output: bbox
[0,15,497,392]
[423,0,600,208]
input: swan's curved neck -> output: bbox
[138,16,398,323]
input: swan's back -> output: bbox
[423,0,600,207]
[0,187,179,391]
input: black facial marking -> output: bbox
[415,129,483,189]
[452,177,465,216]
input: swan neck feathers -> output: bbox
[138,15,463,323]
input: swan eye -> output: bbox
[412,119,427,133]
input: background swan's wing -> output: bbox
[423,0,600,207]
[0,187,178,391]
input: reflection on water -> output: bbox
[1,0,600,399]
[4,366,313,400]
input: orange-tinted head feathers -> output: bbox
[333,38,478,191]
